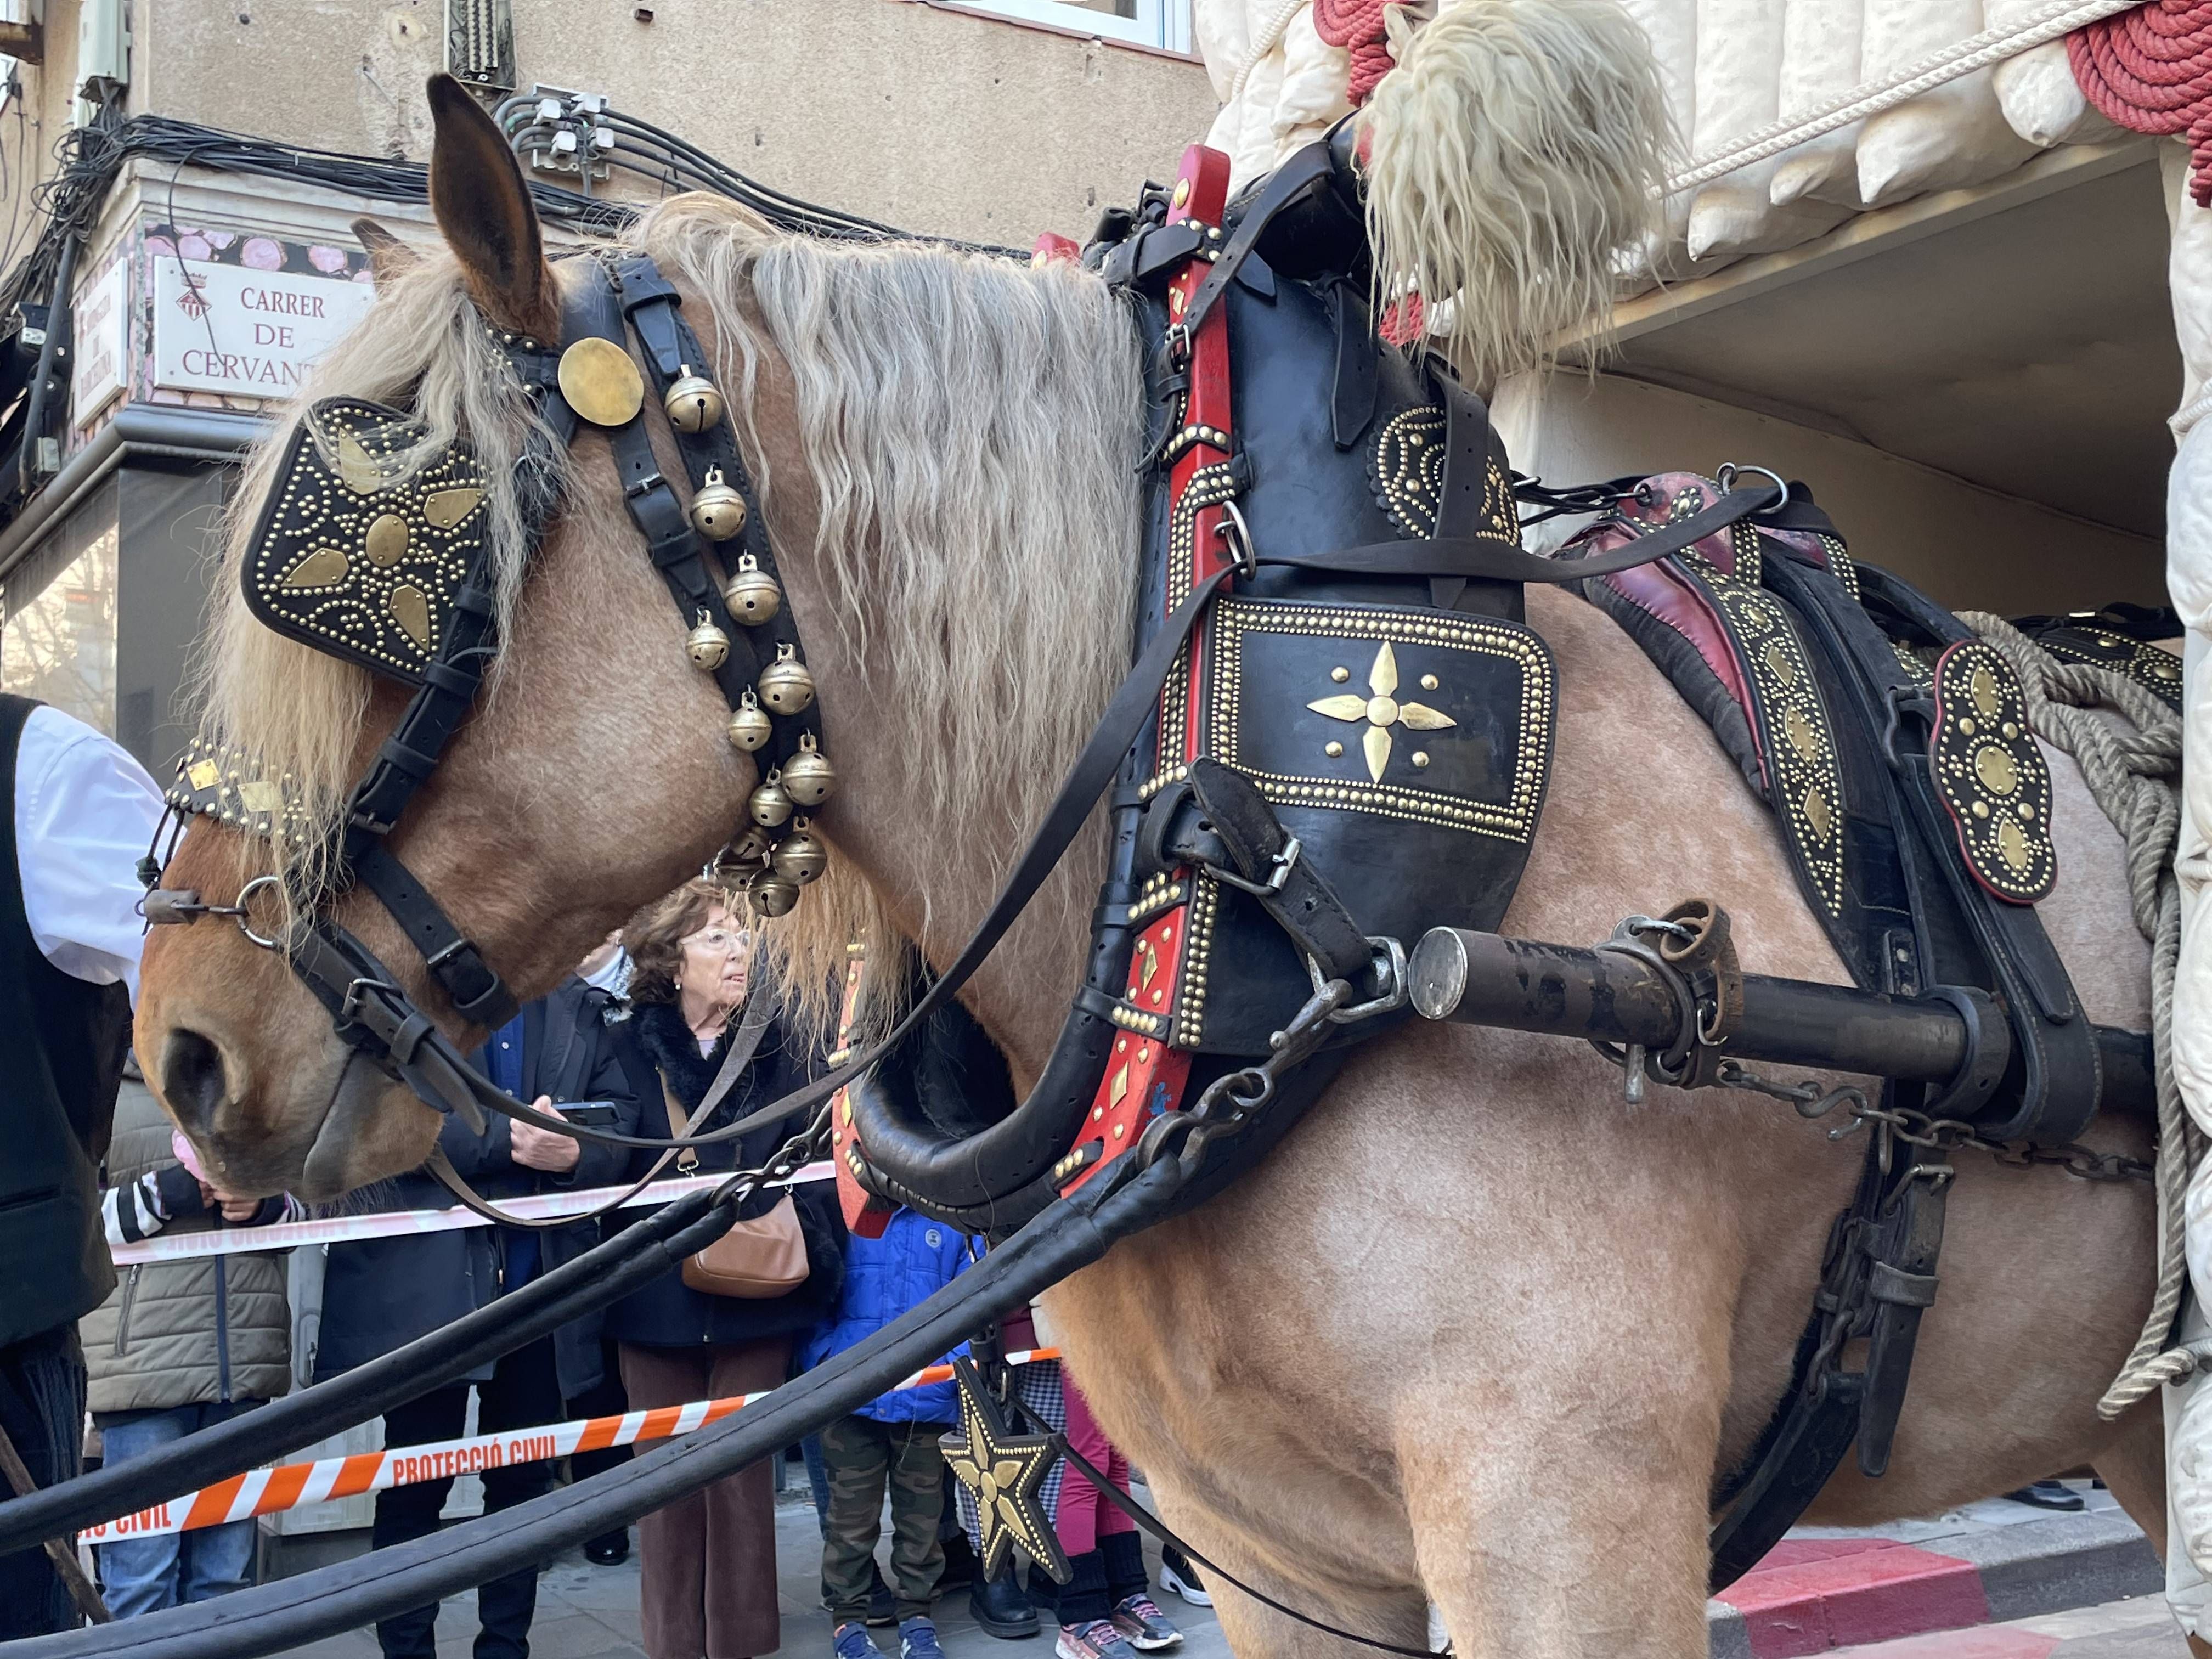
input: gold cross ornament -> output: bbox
[1307,641,1456,782]
[941,1357,1071,1583]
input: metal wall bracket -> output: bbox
[445,0,516,96]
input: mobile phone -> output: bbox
[558,1103,622,1128]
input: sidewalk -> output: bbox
[277,1479,2156,1659]
[1711,1483,2165,1659]
[283,1480,1232,1659]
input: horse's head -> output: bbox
[136,76,1145,1200]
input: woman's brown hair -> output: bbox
[620,879,731,1007]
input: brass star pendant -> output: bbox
[1307,641,1457,782]
[942,1357,1071,1583]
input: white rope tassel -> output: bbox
[1958,612,2193,1419]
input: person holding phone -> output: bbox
[314,969,643,1659]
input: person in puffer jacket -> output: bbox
[799,1208,970,1659]
[81,1057,299,1616]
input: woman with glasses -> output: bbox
[603,879,846,1659]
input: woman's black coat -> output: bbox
[600,996,846,1351]
[313,978,644,1398]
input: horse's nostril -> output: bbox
[162,1028,228,1132]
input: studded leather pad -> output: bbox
[241,398,491,684]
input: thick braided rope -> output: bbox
[2069,1,2212,207]
[1959,613,2192,1417]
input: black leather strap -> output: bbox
[1181,758,1373,982]
[1173,142,1336,357]
[352,845,516,1026]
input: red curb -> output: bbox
[1717,1542,1993,1658]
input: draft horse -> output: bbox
[133,12,2174,1657]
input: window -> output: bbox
[2,481,121,736]
[966,0,1193,54]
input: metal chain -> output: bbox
[1713,1059,2152,1184]
[1136,975,1357,1176]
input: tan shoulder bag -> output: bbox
[666,1080,809,1296]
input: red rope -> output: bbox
[1313,0,1401,105]
[2070,1,2212,205]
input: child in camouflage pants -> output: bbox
[799,1207,970,1659]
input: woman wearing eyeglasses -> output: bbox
[604,879,846,1659]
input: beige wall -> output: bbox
[1497,371,2169,616]
[121,0,1216,245]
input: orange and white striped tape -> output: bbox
[79,1349,1063,1544]
[110,1163,837,1267]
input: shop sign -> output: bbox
[151,259,374,397]
[71,259,128,427]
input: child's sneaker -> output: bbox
[1158,1549,1211,1609]
[899,1617,946,1659]
[1056,1619,1141,1659]
[834,1622,883,1659]
[1109,1594,1183,1651]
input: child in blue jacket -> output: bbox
[800,1208,970,1659]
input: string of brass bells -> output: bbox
[657,356,832,923]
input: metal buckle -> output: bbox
[1206,834,1301,898]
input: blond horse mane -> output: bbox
[627,197,1149,1037]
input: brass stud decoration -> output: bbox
[556,336,646,428]
[942,1358,1070,1584]
[242,398,492,685]
[1927,639,2055,903]
[1306,640,1458,782]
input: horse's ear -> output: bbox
[424,73,557,343]
[351,218,419,291]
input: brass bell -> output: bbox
[726,689,772,753]
[686,609,731,672]
[689,467,748,543]
[664,363,726,434]
[771,824,828,884]
[749,771,793,828]
[723,553,781,625]
[782,733,836,807]
[747,868,800,918]
[758,642,815,716]
[723,824,774,867]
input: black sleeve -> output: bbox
[563,1016,642,1190]
[789,1177,847,1314]
[437,1100,514,1181]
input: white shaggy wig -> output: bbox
[1358,0,1674,388]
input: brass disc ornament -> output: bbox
[555,337,646,429]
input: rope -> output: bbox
[2069,2,2212,206]
[1313,0,1402,105]
[1957,613,2194,1418]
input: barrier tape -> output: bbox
[109,1163,837,1266]
[79,1348,1063,1544]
